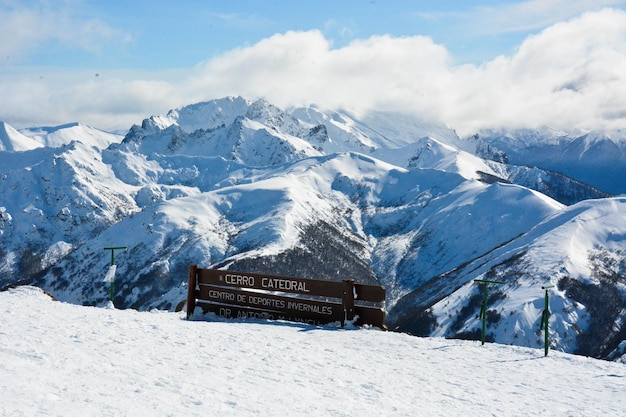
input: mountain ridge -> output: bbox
[1,96,625,361]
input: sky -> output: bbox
[1,0,626,135]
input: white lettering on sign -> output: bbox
[287,301,333,315]
[219,308,232,318]
[224,274,255,287]
[279,315,319,325]
[237,310,274,320]
[248,295,286,309]
[208,290,235,302]
[261,278,310,292]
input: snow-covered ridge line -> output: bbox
[1,120,124,151]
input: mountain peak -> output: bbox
[18,122,123,149]
[157,96,251,133]
[0,121,44,152]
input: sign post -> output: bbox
[103,246,127,306]
[474,279,505,345]
[540,285,554,356]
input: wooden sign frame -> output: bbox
[187,265,386,328]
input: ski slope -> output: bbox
[1,287,624,417]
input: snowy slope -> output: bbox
[0,141,138,287]
[384,136,500,180]
[390,197,626,359]
[471,128,626,194]
[291,106,462,152]
[149,96,251,132]
[19,123,124,149]
[0,122,43,151]
[122,99,321,167]
[1,287,625,417]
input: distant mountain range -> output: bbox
[1,96,624,361]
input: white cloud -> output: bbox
[0,69,180,130]
[421,0,626,36]
[184,8,626,134]
[445,7,626,133]
[186,30,452,120]
[1,8,625,135]
[208,11,271,29]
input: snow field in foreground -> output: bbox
[0,286,624,417]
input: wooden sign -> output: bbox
[198,285,345,323]
[187,265,386,328]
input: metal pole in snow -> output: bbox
[103,246,127,305]
[540,285,554,356]
[474,279,505,345]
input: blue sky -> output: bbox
[1,0,626,134]
[5,0,617,68]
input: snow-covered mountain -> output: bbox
[388,197,626,358]
[1,96,625,362]
[471,128,626,195]
[19,122,124,149]
[0,121,43,151]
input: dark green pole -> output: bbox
[474,279,505,345]
[104,246,127,304]
[540,285,554,356]
[480,283,488,343]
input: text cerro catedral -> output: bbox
[223,273,310,292]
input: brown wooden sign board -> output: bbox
[197,285,345,322]
[196,268,345,298]
[353,283,386,303]
[196,300,385,328]
[353,305,386,327]
[187,265,386,329]
[196,301,342,325]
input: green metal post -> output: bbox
[474,279,505,345]
[104,246,127,305]
[540,285,554,356]
[480,283,487,344]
